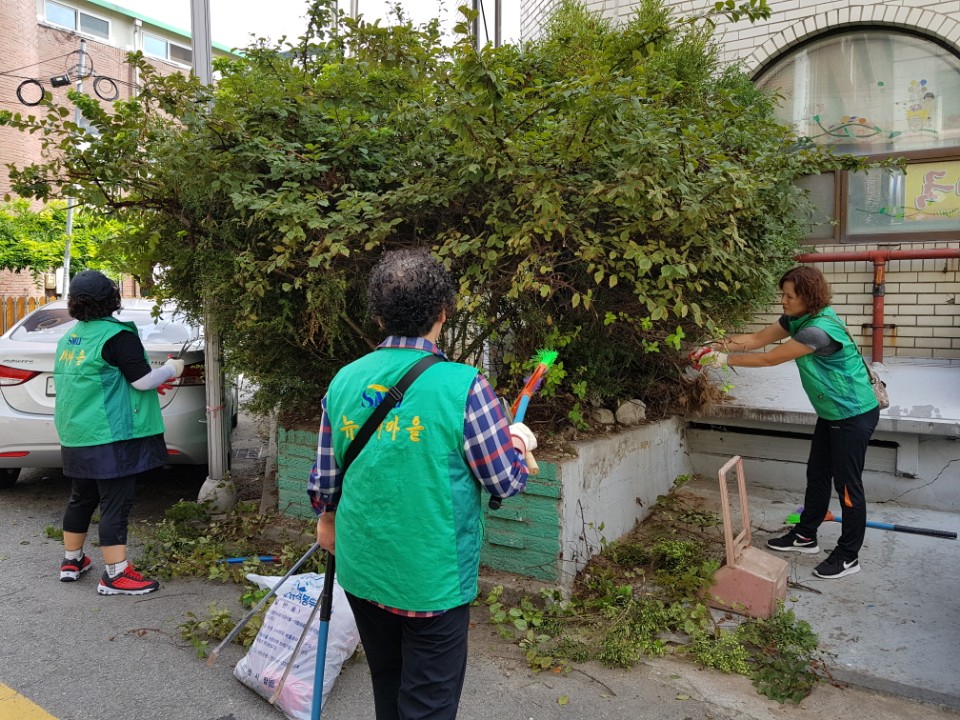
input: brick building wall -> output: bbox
[0,269,43,295]
[1,0,226,296]
[1,1,157,198]
[0,0,43,194]
[520,0,560,37]
[520,0,960,360]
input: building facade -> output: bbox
[0,0,232,296]
[521,1,960,360]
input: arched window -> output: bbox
[756,30,960,242]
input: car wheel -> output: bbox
[0,468,21,489]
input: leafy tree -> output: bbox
[0,0,871,424]
[0,199,125,279]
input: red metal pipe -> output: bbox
[794,248,960,364]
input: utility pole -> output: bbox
[62,38,86,288]
[472,0,480,50]
[190,0,235,512]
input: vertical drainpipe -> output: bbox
[871,257,887,365]
[472,0,480,50]
[796,248,960,365]
[133,19,142,91]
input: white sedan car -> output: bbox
[0,298,230,488]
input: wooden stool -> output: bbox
[702,456,787,619]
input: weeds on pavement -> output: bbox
[485,478,823,704]
[135,500,321,657]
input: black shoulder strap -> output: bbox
[340,354,444,473]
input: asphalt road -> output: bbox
[2,464,958,720]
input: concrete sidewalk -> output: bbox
[316,604,959,720]
[684,476,960,710]
[686,356,960,709]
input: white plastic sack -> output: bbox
[233,572,359,720]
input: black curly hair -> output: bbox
[366,248,455,337]
[68,292,121,321]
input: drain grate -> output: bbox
[232,447,263,460]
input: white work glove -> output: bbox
[689,347,728,369]
[164,357,185,378]
[509,422,537,455]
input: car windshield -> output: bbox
[10,307,199,345]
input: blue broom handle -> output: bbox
[831,515,957,539]
[513,394,530,424]
[311,554,337,720]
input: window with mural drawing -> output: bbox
[755,29,960,242]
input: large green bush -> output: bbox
[1,0,868,425]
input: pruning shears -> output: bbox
[158,340,193,396]
[174,339,193,359]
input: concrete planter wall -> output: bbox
[485,416,691,588]
[276,418,692,592]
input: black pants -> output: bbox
[345,593,470,720]
[62,472,142,547]
[796,406,880,559]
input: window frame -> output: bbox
[796,171,841,245]
[43,0,110,41]
[836,148,960,245]
[142,31,193,67]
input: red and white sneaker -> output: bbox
[97,565,160,595]
[60,554,92,582]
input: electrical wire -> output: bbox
[0,52,75,77]
[3,72,137,105]
[15,79,45,106]
[478,0,489,43]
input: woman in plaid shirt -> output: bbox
[308,249,534,720]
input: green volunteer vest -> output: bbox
[327,348,481,611]
[788,308,879,421]
[54,318,165,447]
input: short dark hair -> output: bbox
[366,249,455,337]
[68,293,121,321]
[779,266,832,315]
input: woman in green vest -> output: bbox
[691,266,880,579]
[309,249,535,720]
[55,270,185,595]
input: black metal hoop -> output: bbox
[65,49,93,79]
[16,78,45,106]
[93,75,120,101]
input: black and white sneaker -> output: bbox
[767,530,820,554]
[814,551,860,579]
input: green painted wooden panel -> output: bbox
[278,491,314,519]
[276,433,316,519]
[485,513,560,541]
[276,425,563,580]
[522,476,561,498]
[480,462,561,581]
